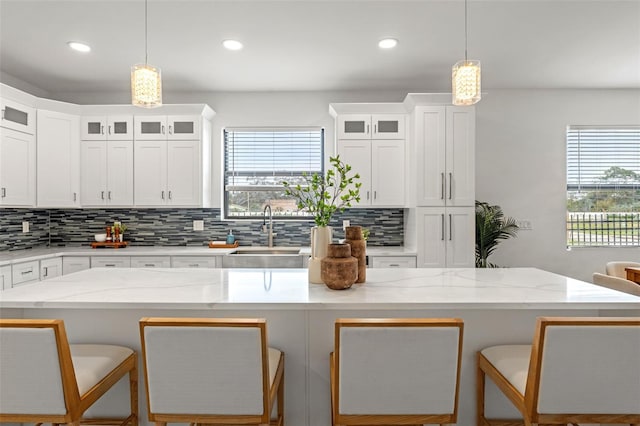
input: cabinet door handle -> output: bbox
[441,173,445,200]
[101,191,105,200]
[366,191,370,200]
[374,124,377,134]
[1,109,5,120]
[108,191,111,200]
[161,125,165,134]
[366,124,370,135]
[161,191,165,200]
[449,214,453,241]
[373,190,377,200]
[168,190,172,200]
[169,125,173,134]
[43,266,48,277]
[108,125,112,135]
[441,214,445,241]
[449,172,453,200]
[1,187,5,198]
[101,125,105,135]
[73,192,77,202]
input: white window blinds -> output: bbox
[567,126,640,191]
[224,127,323,190]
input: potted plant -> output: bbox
[283,156,361,282]
[475,201,519,268]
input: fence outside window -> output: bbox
[567,212,640,247]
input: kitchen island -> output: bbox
[1,267,638,425]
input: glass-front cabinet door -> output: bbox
[82,116,133,140]
[107,116,133,140]
[337,114,371,140]
[0,98,35,135]
[81,117,107,140]
[372,114,405,139]
[167,115,201,140]
[134,116,168,140]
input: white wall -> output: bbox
[475,89,640,281]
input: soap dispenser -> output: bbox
[226,229,235,245]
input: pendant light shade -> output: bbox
[131,0,162,108]
[452,0,481,106]
[452,60,481,106]
[131,64,162,107]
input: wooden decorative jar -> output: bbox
[321,243,358,290]
[345,225,366,283]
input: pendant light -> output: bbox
[131,0,162,108]
[452,0,481,106]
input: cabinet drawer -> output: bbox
[12,260,39,286]
[370,256,417,268]
[91,256,131,268]
[130,256,171,268]
[63,257,91,275]
[171,256,218,268]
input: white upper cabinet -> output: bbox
[337,114,405,140]
[134,115,201,140]
[134,139,200,207]
[1,98,35,134]
[37,110,80,207]
[81,140,134,206]
[415,106,475,207]
[0,126,35,206]
[81,115,133,141]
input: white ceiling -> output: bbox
[1,0,639,95]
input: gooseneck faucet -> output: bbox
[262,204,274,247]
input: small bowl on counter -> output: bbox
[94,233,107,242]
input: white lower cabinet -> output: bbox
[40,257,63,280]
[11,260,39,287]
[130,256,171,268]
[416,207,475,268]
[63,257,91,275]
[370,256,416,268]
[91,256,131,268]
[0,265,11,290]
[171,256,219,268]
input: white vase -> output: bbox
[309,226,332,284]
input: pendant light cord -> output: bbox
[144,0,148,65]
[464,0,468,61]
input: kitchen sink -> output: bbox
[222,247,303,268]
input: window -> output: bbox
[224,127,324,219]
[566,126,640,247]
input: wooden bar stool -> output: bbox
[330,318,464,426]
[139,317,284,426]
[477,316,640,426]
[0,319,138,426]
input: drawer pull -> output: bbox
[189,264,199,267]
[21,269,33,275]
[104,263,116,267]
[144,263,155,267]
[388,263,400,267]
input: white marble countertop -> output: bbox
[0,246,416,266]
[1,267,638,310]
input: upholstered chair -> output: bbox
[0,319,138,426]
[605,261,640,279]
[139,317,284,426]
[477,316,640,426]
[593,272,640,296]
[330,318,464,426]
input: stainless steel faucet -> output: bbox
[262,204,274,247]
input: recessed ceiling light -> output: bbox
[378,38,398,49]
[67,41,91,53]
[223,39,243,51]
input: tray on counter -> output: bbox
[208,241,239,249]
[91,241,129,249]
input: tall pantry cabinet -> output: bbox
[411,105,476,268]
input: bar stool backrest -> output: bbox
[529,318,640,415]
[0,320,71,415]
[140,318,269,416]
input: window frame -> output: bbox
[223,126,325,220]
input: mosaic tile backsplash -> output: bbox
[1,208,404,251]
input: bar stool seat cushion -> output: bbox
[480,344,531,395]
[70,344,135,395]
